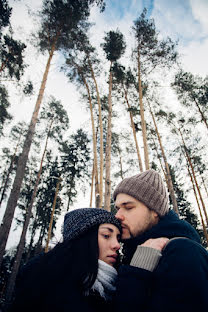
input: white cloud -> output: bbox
[152,0,202,40]
[151,0,208,77]
[190,0,208,32]
[180,38,208,77]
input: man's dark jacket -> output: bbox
[115,210,208,312]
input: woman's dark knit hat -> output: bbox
[63,208,122,241]
[113,169,169,217]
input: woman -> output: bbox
[9,208,122,312]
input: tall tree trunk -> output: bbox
[35,225,46,255]
[0,45,56,269]
[137,48,149,170]
[0,133,22,208]
[148,101,179,214]
[88,58,104,208]
[25,214,37,262]
[4,119,54,301]
[179,129,208,226]
[90,161,95,207]
[123,86,143,172]
[5,217,28,302]
[66,184,73,211]
[187,165,208,246]
[45,177,61,252]
[81,74,100,207]
[104,62,113,211]
[118,148,124,180]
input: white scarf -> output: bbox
[91,259,118,301]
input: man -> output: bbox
[113,169,208,312]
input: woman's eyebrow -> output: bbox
[99,226,113,232]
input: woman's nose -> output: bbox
[112,239,120,251]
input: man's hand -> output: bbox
[141,237,169,251]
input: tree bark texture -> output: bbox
[104,62,113,211]
[45,177,61,253]
[82,75,100,207]
[137,49,149,170]
[89,59,104,208]
[90,160,95,207]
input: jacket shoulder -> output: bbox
[159,237,208,275]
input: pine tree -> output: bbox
[172,70,208,130]
[101,29,126,211]
[132,8,177,169]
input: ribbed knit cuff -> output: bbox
[130,246,162,272]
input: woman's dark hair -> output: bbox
[10,226,100,311]
[11,222,121,311]
[15,226,99,295]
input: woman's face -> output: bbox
[98,223,121,267]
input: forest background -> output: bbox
[0,0,208,304]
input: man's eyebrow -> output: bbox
[116,201,135,207]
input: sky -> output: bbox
[2,0,208,248]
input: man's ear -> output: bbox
[152,210,159,221]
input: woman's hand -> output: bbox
[141,237,169,251]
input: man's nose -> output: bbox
[115,209,124,221]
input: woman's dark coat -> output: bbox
[115,210,208,312]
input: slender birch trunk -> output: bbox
[0,45,56,269]
[148,101,179,214]
[137,48,149,170]
[88,58,104,208]
[35,224,46,255]
[123,86,143,172]
[90,161,95,207]
[104,62,113,211]
[45,177,61,253]
[25,214,37,263]
[82,75,100,207]
[118,148,124,180]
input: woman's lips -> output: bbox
[108,254,117,261]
